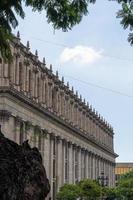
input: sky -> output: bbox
[13,0,133,162]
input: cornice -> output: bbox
[0,86,118,158]
[0,110,12,121]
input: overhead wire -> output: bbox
[19,33,133,98]
[58,72,133,98]
[20,33,133,62]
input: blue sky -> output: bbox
[14,0,133,162]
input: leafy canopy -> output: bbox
[0,0,133,60]
[0,0,96,60]
[56,183,80,200]
[78,179,102,199]
[117,170,133,200]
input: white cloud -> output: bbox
[59,45,103,65]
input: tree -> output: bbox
[116,0,133,45]
[56,184,80,200]
[0,0,133,61]
[116,170,133,200]
[0,0,96,61]
[78,179,101,200]
[103,187,120,200]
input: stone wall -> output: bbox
[0,34,117,199]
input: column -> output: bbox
[0,58,3,86]
[108,162,111,187]
[95,155,98,179]
[68,142,73,183]
[15,54,20,89]
[3,62,9,86]
[8,60,14,86]
[45,79,49,108]
[38,76,43,103]
[72,144,76,183]
[41,74,46,106]
[89,152,93,179]
[55,88,59,114]
[98,157,102,177]
[92,154,96,180]
[70,101,74,125]
[60,91,64,118]
[85,150,89,178]
[84,113,87,133]
[48,82,53,109]
[15,116,22,144]
[81,148,85,179]
[112,163,115,187]
[56,90,60,116]
[25,121,34,147]
[88,152,91,179]
[49,134,53,199]
[25,66,30,94]
[0,110,12,139]
[35,72,39,101]
[56,136,63,191]
[78,146,81,181]
[32,70,35,98]
[44,132,51,180]
[62,139,65,184]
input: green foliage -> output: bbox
[0,0,25,61]
[0,27,13,62]
[57,179,102,200]
[116,170,133,200]
[116,0,133,45]
[0,0,96,61]
[0,0,133,61]
[56,184,80,200]
[78,179,101,200]
[25,0,96,31]
[120,169,133,180]
[103,187,120,200]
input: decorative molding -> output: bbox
[34,125,41,134]
[25,120,32,130]
[72,143,77,149]
[56,135,61,143]
[50,132,55,140]
[0,110,11,122]
[0,87,117,157]
[42,128,49,135]
[33,66,39,73]
[68,141,72,148]
[15,116,23,126]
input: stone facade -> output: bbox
[0,34,117,199]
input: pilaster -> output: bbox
[68,141,73,184]
[56,136,63,191]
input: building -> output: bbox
[0,33,118,199]
[115,162,133,183]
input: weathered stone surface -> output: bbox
[0,128,50,200]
